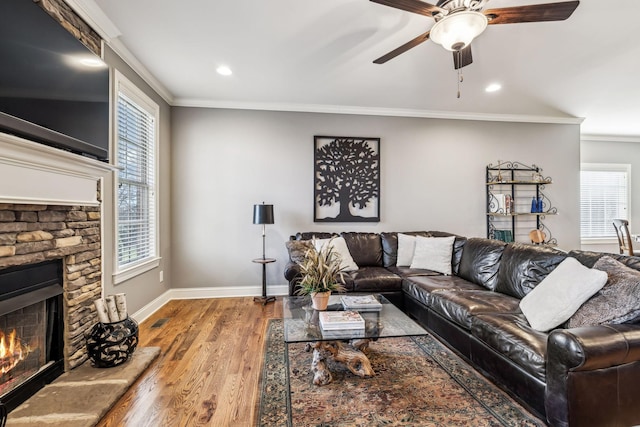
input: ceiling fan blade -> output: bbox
[485,1,579,25]
[369,0,443,17]
[373,30,431,64]
[453,45,473,69]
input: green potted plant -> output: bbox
[295,242,347,310]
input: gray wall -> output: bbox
[101,45,172,313]
[581,138,640,253]
[171,108,581,291]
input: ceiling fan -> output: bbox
[371,0,580,69]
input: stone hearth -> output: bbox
[0,203,101,370]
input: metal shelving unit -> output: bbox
[486,161,557,245]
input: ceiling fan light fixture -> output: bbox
[430,10,488,52]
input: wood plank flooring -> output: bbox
[95,297,283,427]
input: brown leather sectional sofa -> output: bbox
[284,231,640,427]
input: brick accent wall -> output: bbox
[0,204,102,370]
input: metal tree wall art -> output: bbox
[314,136,380,222]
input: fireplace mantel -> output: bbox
[0,132,117,206]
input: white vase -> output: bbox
[310,291,331,310]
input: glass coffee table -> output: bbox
[282,294,427,385]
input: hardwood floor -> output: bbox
[96,297,283,427]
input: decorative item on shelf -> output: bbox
[529,229,546,245]
[253,202,276,305]
[86,294,138,368]
[493,230,514,243]
[295,240,347,311]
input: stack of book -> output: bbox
[319,310,365,331]
[341,295,383,311]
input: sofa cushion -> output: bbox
[496,243,567,299]
[458,238,506,291]
[429,231,466,275]
[397,233,418,266]
[314,236,359,272]
[568,256,640,328]
[348,267,402,292]
[380,231,431,268]
[341,232,383,267]
[387,266,443,277]
[471,313,548,382]
[295,232,335,241]
[410,236,456,275]
[403,275,485,306]
[569,249,640,272]
[519,257,607,331]
[429,289,521,330]
[285,239,313,263]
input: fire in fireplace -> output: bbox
[0,260,64,412]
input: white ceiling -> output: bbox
[80,0,640,137]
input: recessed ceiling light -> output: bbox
[216,65,232,76]
[485,83,502,93]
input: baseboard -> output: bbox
[130,284,289,323]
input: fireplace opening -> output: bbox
[0,260,64,412]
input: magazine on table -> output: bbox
[321,328,366,339]
[319,310,365,330]
[341,295,382,311]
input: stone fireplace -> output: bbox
[0,204,102,409]
[0,131,115,411]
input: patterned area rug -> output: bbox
[258,319,545,427]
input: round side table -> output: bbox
[253,257,276,305]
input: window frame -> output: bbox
[113,70,160,284]
[580,163,631,244]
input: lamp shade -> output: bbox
[253,204,274,225]
[430,10,488,52]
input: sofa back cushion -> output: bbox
[294,232,336,241]
[341,232,383,267]
[568,249,640,272]
[458,238,506,290]
[496,243,567,298]
[430,231,466,275]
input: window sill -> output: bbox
[580,238,617,246]
[113,257,161,285]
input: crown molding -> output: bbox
[581,134,640,143]
[172,98,584,125]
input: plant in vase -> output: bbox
[295,242,346,310]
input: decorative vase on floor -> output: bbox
[311,291,331,310]
[86,316,139,368]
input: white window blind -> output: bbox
[116,88,157,270]
[580,165,629,239]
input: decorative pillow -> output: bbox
[567,256,640,328]
[314,236,359,272]
[396,233,417,267]
[285,240,313,263]
[519,257,607,332]
[409,236,455,275]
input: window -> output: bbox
[114,71,159,282]
[580,164,630,240]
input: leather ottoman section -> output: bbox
[471,313,547,382]
[403,275,485,306]
[429,290,521,330]
[349,266,402,292]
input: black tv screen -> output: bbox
[0,0,109,161]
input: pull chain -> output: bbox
[457,68,463,98]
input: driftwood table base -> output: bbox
[305,339,374,386]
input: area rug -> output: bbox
[258,319,545,427]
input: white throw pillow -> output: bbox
[409,236,455,275]
[519,257,608,332]
[396,233,417,267]
[314,236,358,272]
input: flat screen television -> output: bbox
[0,0,110,161]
